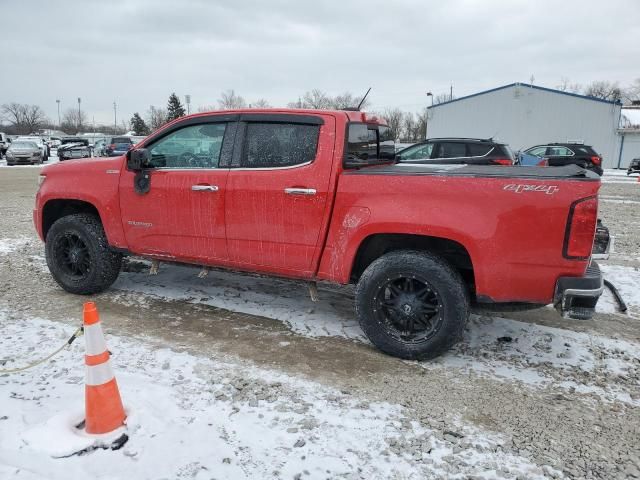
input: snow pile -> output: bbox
[0,313,553,479]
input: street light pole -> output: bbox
[113,101,117,133]
[426,92,433,140]
[56,99,61,128]
[185,94,191,115]
[77,97,82,132]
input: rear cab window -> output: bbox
[345,123,395,166]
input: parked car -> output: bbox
[5,141,43,165]
[49,136,62,148]
[0,132,11,157]
[35,109,607,361]
[93,139,108,157]
[15,136,49,161]
[57,137,91,161]
[105,137,134,156]
[627,158,640,175]
[521,143,603,176]
[396,138,515,165]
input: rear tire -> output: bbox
[45,213,122,294]
[355,250,469,360]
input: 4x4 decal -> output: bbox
[503,184,559,195]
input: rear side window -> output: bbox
[467,143,493,157]
[112,137,133,144]
[436,142,466,158]
[241,123,319,168]
[574,146,597,155]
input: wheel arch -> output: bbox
[349,233,476,298]
[42,199,102,240]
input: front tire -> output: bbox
[355,250,469,360]
[45,213,122,294]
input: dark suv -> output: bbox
[627,158,640,175]
[396,138,514,165]
[105,137,134,157]
[521,143,603,176]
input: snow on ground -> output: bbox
[107,260,640,405]
[0,236,31,255]
[437,315,640,405]
[0,155,59,168]
[600,264,640,316]
[0,312,554,479]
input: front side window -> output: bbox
[399,143,434,161]
[148,123,227,168]
[526,146,547,157]
[241,123,319,168]
[547,146,573,156]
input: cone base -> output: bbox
[85,378,126,434]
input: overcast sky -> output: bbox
[2,0,639,125]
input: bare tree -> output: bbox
[584,81,622,102]
[302,89,332,109]
[330,92,370,110]
[1,102,48,134]
[250,98,271,108]
[382,108,404,140]
[402,113,417,142]
[218,90,246,110]
[60,108,87,133]
[556,77,582,94]
[623,78,640,104]
[433,93,455,105]
[287,97,304,109]
[146,106,168,131]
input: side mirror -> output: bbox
[127,148,150,170]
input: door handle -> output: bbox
[284,188,316,196]
[191,185,219,192]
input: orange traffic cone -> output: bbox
[83,302,126,434]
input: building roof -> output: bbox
[427,82,623,109]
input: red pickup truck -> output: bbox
[34,109,605,360]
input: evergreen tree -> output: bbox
[166,93,186,121]
[130,112,150,135]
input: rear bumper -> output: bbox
[554,261,603,320]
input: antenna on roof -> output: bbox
[356,87,372,111]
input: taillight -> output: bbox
[491,158,513,166]
[537,158,549,166]
[563,196,598,259]
[590,155,601,166]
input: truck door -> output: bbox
[119,118,236,263]
[225,113,336,277]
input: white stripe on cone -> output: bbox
[86,360,115,386]
[84,323,108,356]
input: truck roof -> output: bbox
[173,108,387,126]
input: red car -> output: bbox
[34,109,605,360]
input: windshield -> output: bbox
[11,141,38,149]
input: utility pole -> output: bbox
[185,95,191,115]
[77,97,82,132]
[113,101,117,134]
[450,84,453,101]
[56,99,61,128]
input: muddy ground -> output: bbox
[1,166,639,479]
